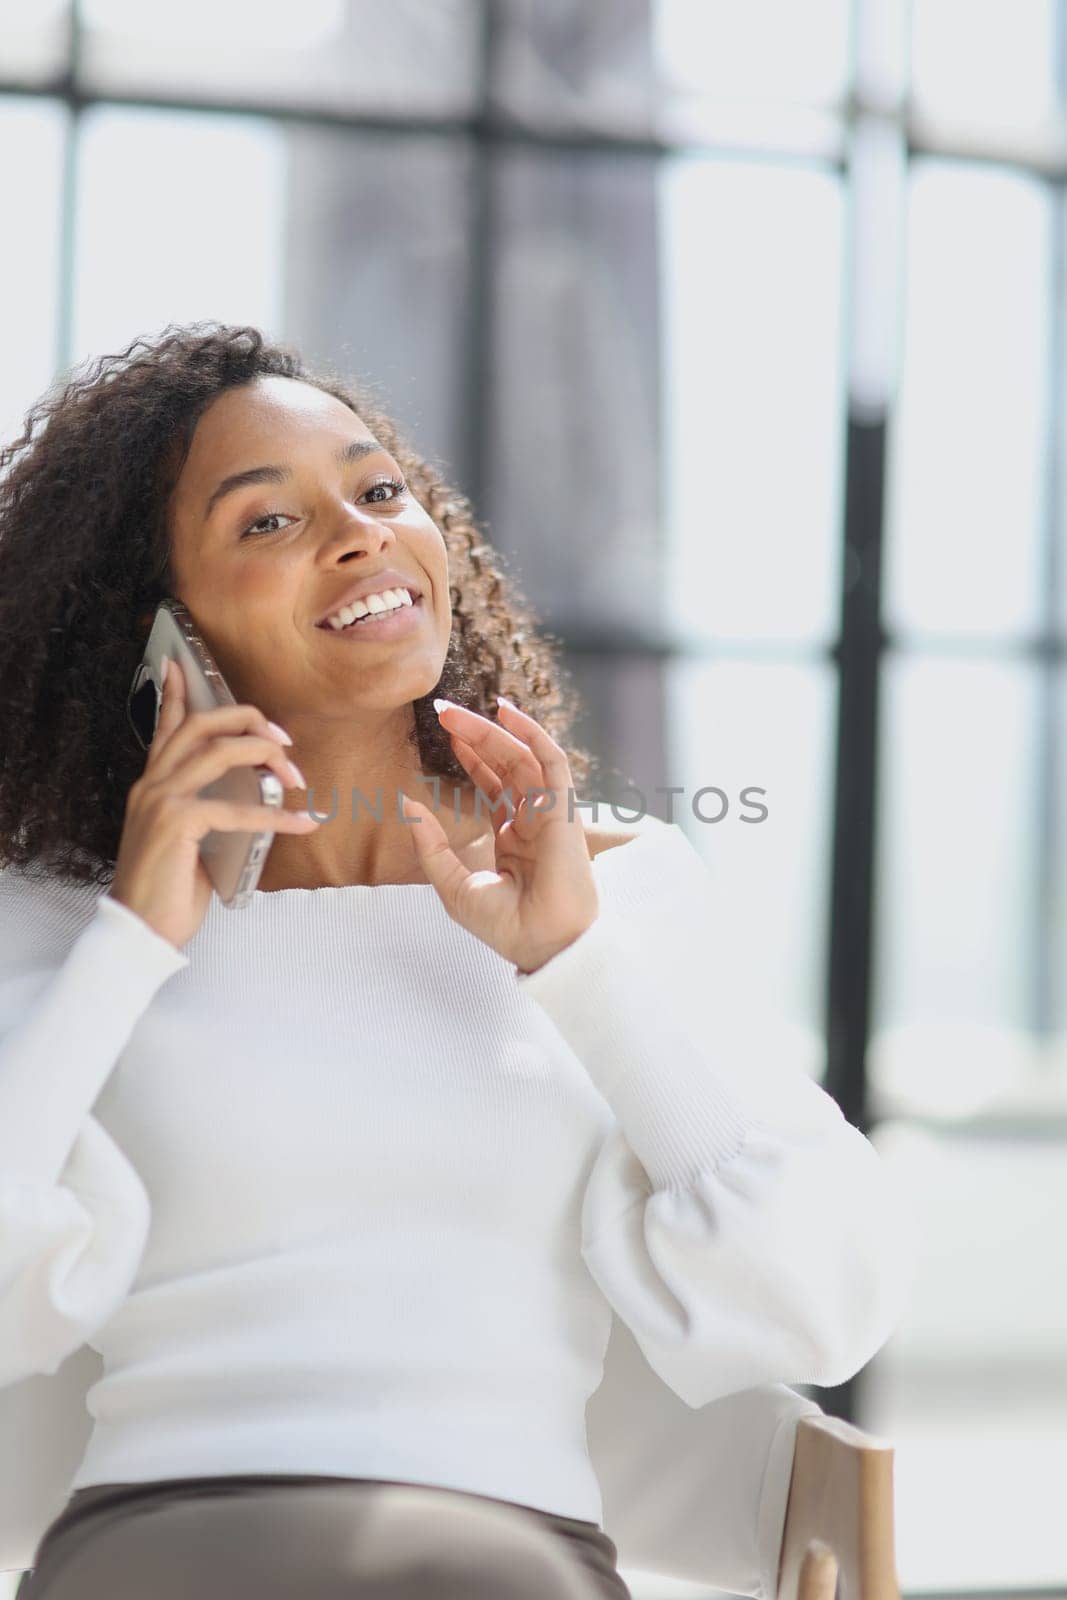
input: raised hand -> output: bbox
[400,697,599,976]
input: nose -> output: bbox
[319,502,397,565]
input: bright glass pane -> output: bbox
[866,1123,1067,1590]
[0,0,69,81]
[661,158,844,647]
[664,658,836,1085]
[885,162,1051,640]
[71,108,286,367]
[654,0,851,108]
[910,0,1057,129]
[79,0,480,121]
[0,97,65,455]
[871,657,1041,1120]
[653,0,849,149]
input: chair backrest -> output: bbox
[777,1413,901,1600]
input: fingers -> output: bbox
[145,655,292,783]
[435,699,573,819]
[435,700,544,808]
[164,734,306,801]
[196,799,320,835]
[148,652,186,757]
[493,698,574,806]
[447,735,517,833]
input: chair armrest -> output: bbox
[775,1413,900,1600]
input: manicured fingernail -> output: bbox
[160,655,169,689]
[496,695,515,711]
[286,760,306,787]
[433,698,455,715]
[267,720,293,745]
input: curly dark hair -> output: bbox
[0,322,598,889]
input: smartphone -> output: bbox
[125,599,284,909]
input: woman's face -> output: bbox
[166,375,452,719]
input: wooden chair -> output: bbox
[778,1412,900,1600]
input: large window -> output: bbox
[1,2,1063,1594]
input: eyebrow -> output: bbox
[203,439,388,520]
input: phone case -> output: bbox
[126,600,284,909]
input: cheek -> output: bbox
[408,517,451,610]
[242,567,288,605]
[409,513,447,565]
[228,551,303,614]
[195,570,300,679]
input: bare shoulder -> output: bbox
[582,812,670,860]
[584,827,639,861]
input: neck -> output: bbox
[258,774,491,893]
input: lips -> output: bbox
[315,574,423,629]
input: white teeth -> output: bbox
[324,587,414,630]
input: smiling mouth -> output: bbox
[316,594,425,637]
[315,585,423,631]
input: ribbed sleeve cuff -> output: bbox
[0,893,189,1183]
[515,911,754,1191]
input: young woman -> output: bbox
[0,324,912,1598]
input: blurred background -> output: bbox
[0,0,1064,1595]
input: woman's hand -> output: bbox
[109,656,320,952]
[401,697,599,975]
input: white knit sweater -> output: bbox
[0,814,912,1530]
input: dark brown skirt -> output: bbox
[15,1474,634,1600]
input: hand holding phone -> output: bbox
[125,597,308,911]
[109,657,321,951]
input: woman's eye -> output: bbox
[364,475,408,505]
[240,511,295,539]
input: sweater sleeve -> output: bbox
[515,821,917,1410]
[0,880,189,1386]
